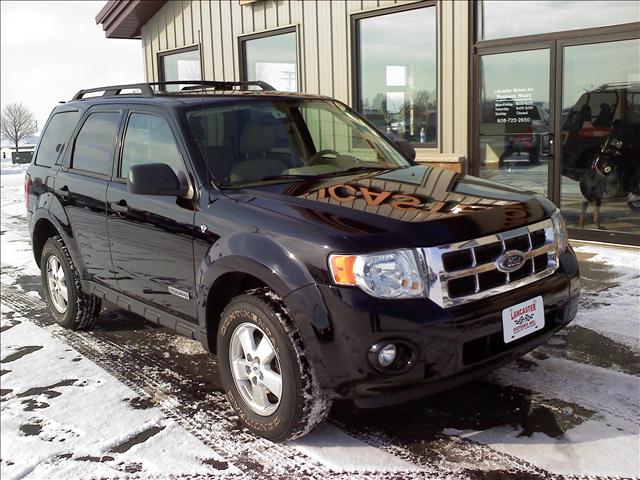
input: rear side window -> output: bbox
[120,113,184,179]
[35,111,80,167]
[71,112,120,176]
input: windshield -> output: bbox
[184,98,411,187]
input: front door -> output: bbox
[475,33,640,244]
[106,108,198,320]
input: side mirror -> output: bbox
[394,139,416,161]
[128,163,187,197]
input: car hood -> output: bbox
[222,165,554,250]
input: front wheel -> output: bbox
[217,288,331,441]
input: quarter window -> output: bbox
[242,30,298,92]
[356,6,437,146]
[35,111,80,167]
[120,113,184,179]
[71,112,120,176]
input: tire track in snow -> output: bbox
[2,277,627,480]
[0,280,454,479]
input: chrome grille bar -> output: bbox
[421,219,559,308]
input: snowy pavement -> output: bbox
[1,161,639,479]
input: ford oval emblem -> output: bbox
[496,250,526,273]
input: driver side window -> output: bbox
[120,113,185,179]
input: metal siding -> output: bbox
[140,0,469,164]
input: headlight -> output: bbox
[329,250,425,299]
[552,210,569,253]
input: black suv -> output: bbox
[26,81,580,442]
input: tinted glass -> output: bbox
[358,7,437,145]
[35,111,79,167]
[244,32,298,92]
[560,39,640,235]
[72,112,119,176]
[161,49,201,92]
[478,49,551,196]
[478,1,640,41]
[185,99,410,186]
[121,113,184,179]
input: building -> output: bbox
[96,0,640,245]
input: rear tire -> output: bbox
[40,236,101,330]
[217,287,331,442]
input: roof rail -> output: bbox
[71,80,275,100]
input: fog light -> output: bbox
[377,343,397,367]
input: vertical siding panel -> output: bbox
[231,1,244,81]
[265,0,279,29]
[175,1,185,47]
[361,1,378,11]
[158,9,167,51]
[332,0,348,103]
[191,1,202,47]
[253,0,266,30]
[317,0,333,97]
[220,1,235,80]
[242,2,254,33]
[276,0,290,26]
[166,1,177,49]
[290,1,304,91]
[201,1,214,80]
[151,16,162,80]
[183,1,193,45]
[302,0,319,94]
[211,0,225,79]
[141,29,153,81]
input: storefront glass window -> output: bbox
[357,7,437,145]
[560,39,640,235]
[160,49,201,92]
[478,1,640,41]
[478,49,551,196]
[243,31,298,92]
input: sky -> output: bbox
[1,1,144,137]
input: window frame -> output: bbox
[351,1,438,149]
[66,108,124,180]
[157,45,202,91]
[238,25,301,92]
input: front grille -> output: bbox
[421,219,559,308]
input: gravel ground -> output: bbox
[2,161,639,479]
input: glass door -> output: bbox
[558,37,640,238]
[477,47,553,196]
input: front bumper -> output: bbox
[286,248,580,408]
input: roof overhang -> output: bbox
[96,0,166,39]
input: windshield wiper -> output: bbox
[219,174,317,188]
[316,165,396,178]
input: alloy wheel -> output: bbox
[229,322,283,416]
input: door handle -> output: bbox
[111,200,129,214]
[57,185,70,198]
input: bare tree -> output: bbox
[1,103,37,153]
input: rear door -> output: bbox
[55,108,123,288]
[106,106,198,320]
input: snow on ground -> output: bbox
[1,305,235,479]
[572,244,640,349]
[2,162,639,478]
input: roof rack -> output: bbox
[71,80,276,100]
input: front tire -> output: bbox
[40,236,101,330]
[217,288,331,441]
